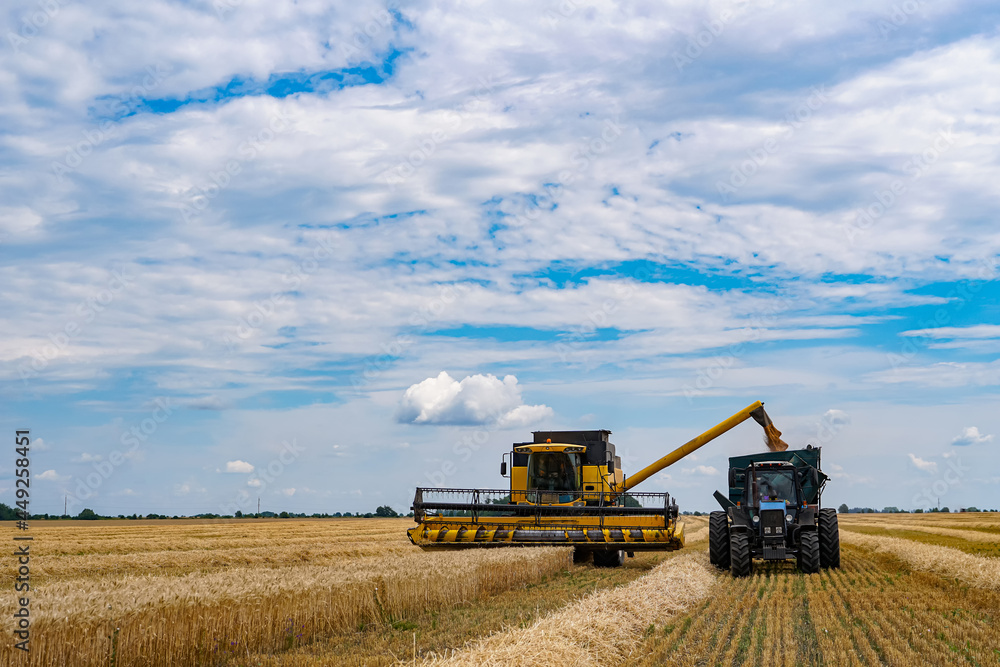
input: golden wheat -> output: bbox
[431,551,716,667]
[839,529,1000,590]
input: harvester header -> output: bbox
[408,401,787,566]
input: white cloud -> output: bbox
[822,409,851,427]
[37,469,68,481]
[951,426,993,447]
[908,453,938,473]
[247,478,263,488]
[281,488,296,496]
[682,465,719,476]
[73,452,103,463]
[225,460,254,473]
[396,371,553,426]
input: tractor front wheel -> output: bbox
[818,508,841,569]
[798,530,820,574]
[729,531,752,577]
[709,511,731,570]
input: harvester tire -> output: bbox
[709,511,731,570]
[818,508,841,569]
[729,531,752,578]
[593,549,624,568]
[798,530,820,574]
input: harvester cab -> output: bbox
[408,400,788,567]
[709,445,841,577]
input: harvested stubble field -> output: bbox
[3,513,998,666]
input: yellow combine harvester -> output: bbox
[408,401,787,566]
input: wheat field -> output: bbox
[3,512,998,666]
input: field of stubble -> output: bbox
[3,513,998,666]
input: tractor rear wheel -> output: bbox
[593,549,624,568]
[818,508,841,569]
[729,531,752,577]
[709,511,731,570]
[798,530,820,574]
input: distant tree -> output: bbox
[235,510,243,518]
[342,512,352,517]
[965,507,980,512]
[77,508,99,520]
[941,507,950,513]
[375,505,399,518]
[0,503,20,521]
[279,511,290,518]
[837,504,849,514]
[913,508,923,513]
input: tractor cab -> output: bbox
[747,461,800,506]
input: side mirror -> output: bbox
[500,461,507,477]
[607,458,615,474]
[728,468,738,487]
[810,469,820,487]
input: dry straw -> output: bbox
[840,529,1000,590]
[430,551,717,667]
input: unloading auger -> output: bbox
[407,401,788,566]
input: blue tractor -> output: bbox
[709,445,840,576]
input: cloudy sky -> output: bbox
[2,0,998,517]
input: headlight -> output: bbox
[752,515,760,523]
[786,514,793,522]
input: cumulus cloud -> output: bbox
[951,426,993,447]
[225,460,254,473]
[37,469,68,481]
[396,372,553,426]
[908,454,937,473]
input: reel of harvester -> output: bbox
[409,487,682,555]
[407,401,787,566]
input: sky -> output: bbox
[1,0,999,517]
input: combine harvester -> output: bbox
[408,401,788,566]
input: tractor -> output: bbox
[709,445,840,576]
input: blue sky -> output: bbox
[2,0,999,516]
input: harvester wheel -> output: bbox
[729,531,752,577]
[593,549,624,568]
[818,508,841,569]
[709,511,731,569]
[798,530,820,574]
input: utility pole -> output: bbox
[64,495,67,517]
[257,497,260,516]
